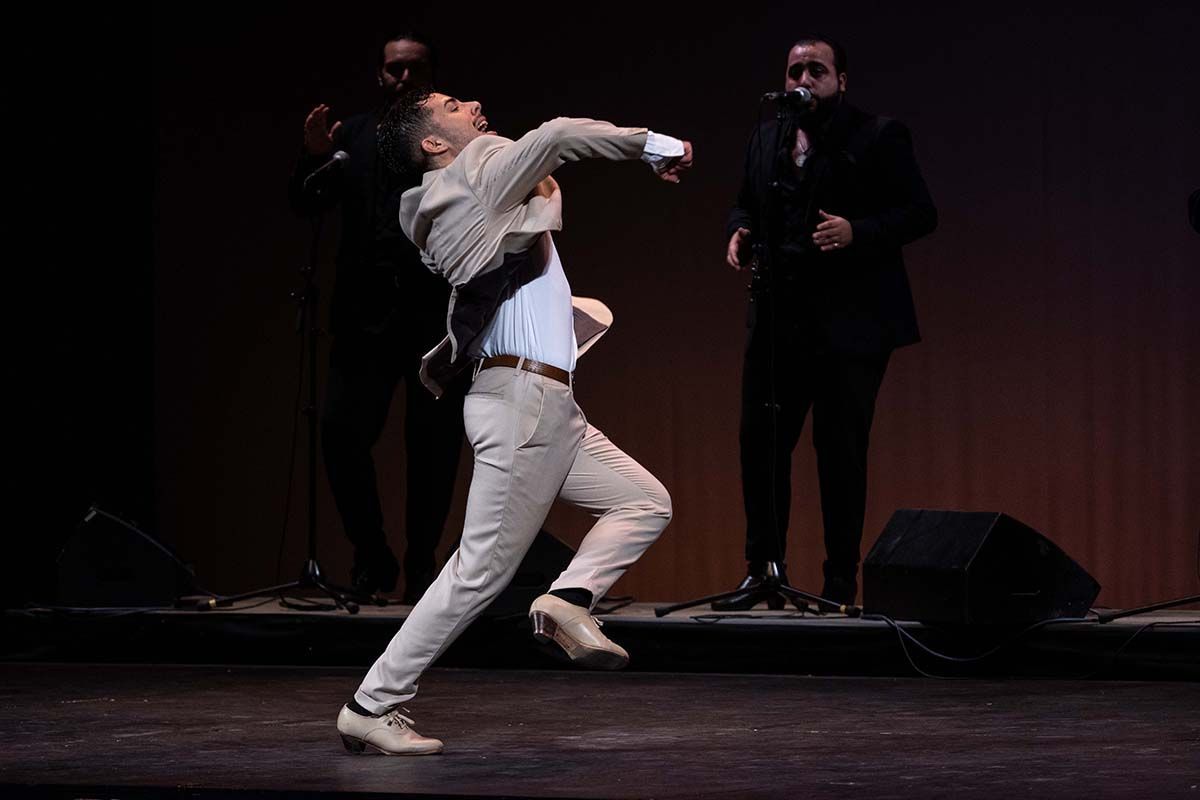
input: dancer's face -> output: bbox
[419,93,497,161]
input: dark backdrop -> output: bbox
[136,2,1200,609]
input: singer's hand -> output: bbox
[303,104,343,156]
[727,227,752,270]
[813,209,853,252]
[656,141,694,183]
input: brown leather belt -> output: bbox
[479,355,571,386]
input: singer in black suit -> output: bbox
[716,34,936,608]
[288,33,465,603]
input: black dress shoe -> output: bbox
[350,548,401,597]
[820,575,858,606]
[401,568,437,605]
[711,573,785,611]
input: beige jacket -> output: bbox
[398,117,649,395]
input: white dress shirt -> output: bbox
[473,131,686,372]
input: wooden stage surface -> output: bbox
[2,663,1198,799]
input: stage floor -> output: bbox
[1,664,1198,799]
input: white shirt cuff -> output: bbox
[641,130,686,171]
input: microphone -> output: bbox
[302,150,349,191]
[761,87,814,104]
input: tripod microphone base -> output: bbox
[189,559,361,614]
[655,563,859,618]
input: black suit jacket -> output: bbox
[728,100,936,355]
[289,111,449,337]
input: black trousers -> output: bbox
[321,322,466,589]
[739,301,890,582]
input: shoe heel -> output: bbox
[530,611,558,644]
[341,734,367,754]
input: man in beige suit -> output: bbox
[335,89,694,755]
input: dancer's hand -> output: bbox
[656,141,694,183]
[727,227,751,270]
[303,104,343,155]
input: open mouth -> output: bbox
[474,117,489,132]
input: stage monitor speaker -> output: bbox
[482,529,575,618]
[56,507,185,607]
[863,509,1100,625]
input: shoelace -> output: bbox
[384,709,415,729]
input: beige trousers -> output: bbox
[356,365,672,713]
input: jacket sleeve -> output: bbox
[726,126,761,241]
[849,120,937,250]
[468,118,649,211]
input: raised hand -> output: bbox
[302,104,343,156]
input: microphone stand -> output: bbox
[1095,594,1199,623]
[656,95,860,620]
[198,176,360,614]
